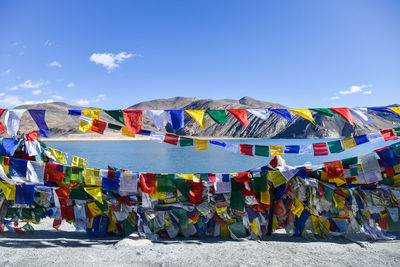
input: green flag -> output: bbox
[254,145,269,157]
[108,123,122,130]
[104,110,125,124]
[341,156,358,166]
[65,166,84,183]
[327,140,344,154]
[251,172,268,193]
[207,110,228,124]
[230,179,244,211]
[157,174,175,192]
[179,137,194,147]
[310,108,335,117]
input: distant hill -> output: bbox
[0,96,399,138]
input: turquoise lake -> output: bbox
[45,138,399,173]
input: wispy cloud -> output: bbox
[6,85,19,91]
[363,90,372,95]
[44,40,55,47]
[32,89,42,95]
[0,93,56,108]
[339,84,372,95]
[89,52,138,71]
[74,93,106,106]
[23,99,55,105]
[47,61,62,68]
[7,79,50,91]
[52,95,63,100]
[0,69,11,77]
[330,96,340,100]
[67,82,75,88]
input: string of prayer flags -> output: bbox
[104,110,125,124]
[194,139,209,150]
[350,108,373,125]
[123,110,142,133]
[0,109,7,133]
[368,107,400,119]
[4,109,26,136]
[227,109,249,127]
[145,110,165,129]
[206,110,228,124]
[239,144,254,156]
[269,109,293,123]
[186,110,207,128]
[247,109,270,120]
[28,110,50,138]
[313,142,329,156]
[165,110,185,130]
[79,110,100,132]
[164,133,179,145]
[329,108,354,127]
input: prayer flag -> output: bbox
[108,123,122,130]
[354,135,369,145]
[327,140,344,153]
[194,139,209,150]
[288,109,315,124]
[0,181,16,200]
[350,108,372,125]
[157,174,175,192]
[71,156,87,168]
[79,110,100,132]
[165,110,184,130]
[186,110,207,128]
[368,107,400,118]
[164,133,179,145]
[389,107,400,118]
[84,187,103,204]
[269,109,293,122]
[150,131,164,143]
[313,142,329,156]
[119,172,138,194]
[91,119,107,134]
[359,153,382,183]
[0,109,7,133]
[268,170,287,187]
[5,109,26,136]
[310,108,335,117]
[239,144,253,156]
[145,110,165,129]
[381,129,398,141]
[225,143,239,153]
[179,137,194,146]
[270,145,284,156]
[299,144,313,154]
[324,160,345,185]
[84,168,102,186]
[123,110,142,133]
[329,108,353,127]
[104,110,125,124]
[284,145,300,154]
[140,173,157,194]
[28,110,50,137]
[45,163,65,182]
[68,110,81,116]
[207,110,228,124]
[227,109,249,126]
[393,126,400,137]
[48,147,67,164]
[341,137,357,149]
[367,132,384,143]
[26,161,45,184]
[0,138,19,157]
[247,109,270,120]
[122,126,135,137]
[254,145,269,157]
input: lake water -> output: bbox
[45,138,399,174]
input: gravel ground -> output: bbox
[1,219,400,267]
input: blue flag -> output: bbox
[28,110,50,137]
[165,110,185,130]
[269,109,293,122]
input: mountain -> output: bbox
[0,97,399,139]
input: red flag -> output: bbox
[25,131,38,141]
[227,109,249,126]
[140,173,157,194]
[329,108,354,126]
[123,110,142,133]
[163,133,179,145]
[380,129,398,141]
[240,144,254,156]
[313,142,329,156]
[91,119,107,134]
[0,109,7,133]
[324,160,344,181]
[187,180,203,205]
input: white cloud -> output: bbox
[74,98,91,106]
[7,85,19,91]
[32,89,42,95]
[330,96,340,100]
[44,40,55,47]
[0,95,22,107]
[52,95,63,100]
[339,84,371,95]
[19,80,49,89]
[363,90,372,95]
[94,94,106,102]
[0,93,5,97]
[47,61,62,68]
[67,82,75,88]
[89,52,135,71]
[23,99,54,105]
[0,69,11,77]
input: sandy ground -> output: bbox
[0,219,399,267]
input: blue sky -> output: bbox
[0,0,399,109]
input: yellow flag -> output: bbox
[289,109,316,124]
[292,198,304,217]
[389,107,400,117]
[341,137,357,149]
[84,187,103,204]
[267,170,287,187]
[260,186,270,205]
[311,215,323,237]
[186,110,207,128]
[176,174,200,182]
[71,156,87,168]
[150,192,167,200]
[333,193,346,209]
[1,157,9,175]
[48,147,67,165]
[194,139,209,150]
[270,145,284,156]
[122,127,135,138]
[87,202,103,218]
[250,219,260,237]
[79,110,100,132]
[84,168,102,186]
[0,181,16,200]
